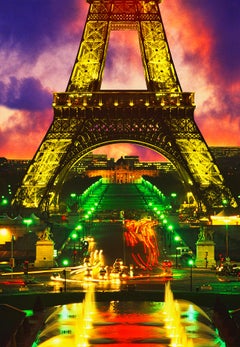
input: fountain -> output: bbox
[163,281,194,346]
[33,282,225,347]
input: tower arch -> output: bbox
[11,0,237,216]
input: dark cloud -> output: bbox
[0,0,83,61]
[2,77,52,111]
[1,0,240,159]
[183,0,240,81]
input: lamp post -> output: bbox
[10,235,15,277]
[10,235,15,270]
[71,231,78,266]
[162,218,168,249]
[22,218,33,260]
[224,219,230,259]
[205,251,208,269]
[62,259,69,292]
[75,224,83,250]
[122,222,126,265]
[170,192,177,212]
[174,235,181,268]
[167,224,173,249]
[188,259,194,292]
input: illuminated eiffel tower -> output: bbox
[11,0,237,216]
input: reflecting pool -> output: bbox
[33,283,225,347]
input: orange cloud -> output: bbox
[0,109,52,159]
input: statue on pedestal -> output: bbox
[35,226,54,268]
[38,226,53,241]
[198,226,214,241]
[195,226,216,268]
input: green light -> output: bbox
[75,224,83,230]
[71,232,78,240]
[171,193,177,197]
[23,309,34,317]
[70,193,77,198]
[167,225,173,231]
[60,306,70,320]
[23,218,33,226]
[174,235,181,242]
[188,259,194,266]
[62,259,69,266]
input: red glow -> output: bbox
[124,219,159,269]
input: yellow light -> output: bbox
[0,228,11,243]
[83,98,88,106]
[0,228,8,236]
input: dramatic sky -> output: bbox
[0,0,239,161]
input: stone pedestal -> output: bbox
[34,240,54,268]
[195,240,216,268]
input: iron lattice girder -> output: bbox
[13,139,72,209]
[12,90,237,211]
[54,92,227,191]
[11,0,237,214]
[67,0,180,92]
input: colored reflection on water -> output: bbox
[33,283,225,347]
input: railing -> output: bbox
[52,90,195,108]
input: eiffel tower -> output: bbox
[11,0,237,216]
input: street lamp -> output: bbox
[71,231,78,266]
[174,235,181,268]
[75,224,83,249]
[170,192,177,212]
[62,258,69,292]
[224,219,230,260]
[22,218,33,259]
[162,218,168,249]
[167,224,173,249]
[188,259,194,292]
[10,235,15,272]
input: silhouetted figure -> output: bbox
[213,296,240,347]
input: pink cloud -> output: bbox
[1,0,239,161]
[0,109,52,159]
[102,30,146,90]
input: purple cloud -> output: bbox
[183,0,240,82]
[0,0,85,61]
[2,77,52,111]
[0,0,240,159]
